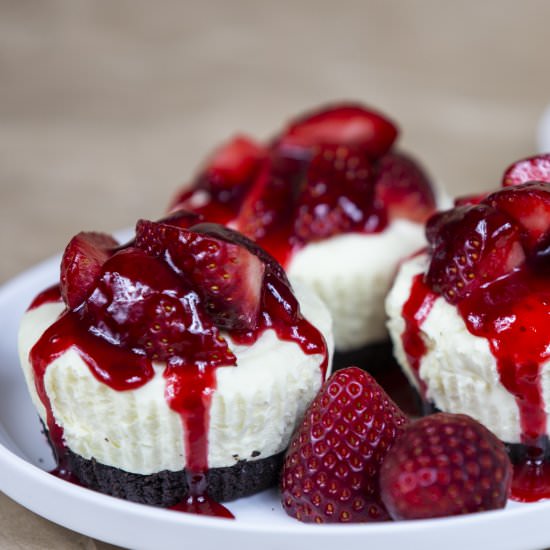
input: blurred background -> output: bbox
[1,0,550,547]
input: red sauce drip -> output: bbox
[50,455,84,486]
[170,473,234,519]
[28,284,62,310]
[399,273,437,395]
[230,272,329,377]
[511,457,550,502]
[29,310,155,458]
[455,267,550,501]
[164,364,215,475]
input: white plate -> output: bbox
[1,256,550,550]
[538,104,550,153]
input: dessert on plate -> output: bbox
[169,103,438,372]
[386,154,550,502]
[18,214,333,514]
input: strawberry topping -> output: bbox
[60,231,119,310]
[202,134,266,188]
[281,367,408,523]
[278,103,398,158]
[170,135,266,224]
[502,153,550,187]
[485,182,550,254]
[235,154,304,266]
[168,103,435,267]
[84,247,236,367]
[294,145,382,242]
[380,413,512,520]
[429,182,550,304]
[135,219,265,331]
[425,204,525,304]
[374,152,435,223]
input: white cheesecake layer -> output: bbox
[386,253,550,444]
[18,280,333,474]
[288,219,426,351]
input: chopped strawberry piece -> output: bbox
[380,413,512,520]
[169,135,266,224]
[84,248,235,367]
[502,154,550,187]
[135,220,265,330]
[235,153,306,266]
[484,182,550,254]
[294,144,381,242]
[281,367,408,523]
[426,204,525,304]
[374,152,435,223]
[191,222,290,286]
[278,103,398,158]
[204,134,266,188]
[60,232,119,310]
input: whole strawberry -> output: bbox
[380,413,512,520]
[281,367,408,523]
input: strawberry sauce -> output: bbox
[400,273,436,395]
[402,264,550,502]
[28,284,64,310]
[29,309,155,456]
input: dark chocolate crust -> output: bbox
[64,447,284,506]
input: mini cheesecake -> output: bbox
[386,156,550,502]
[169,103,438,371]
[18,216,333,513]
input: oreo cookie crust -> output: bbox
[64,447,284,506]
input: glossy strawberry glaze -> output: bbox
[401,264,550,502]
[183,149,435,270]
[29,284,64,310]
[230,159,387,270]
[400,274,436,395]
[27,267,327,516]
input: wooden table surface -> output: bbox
[1,1,549,547]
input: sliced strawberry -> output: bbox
[281,367,408,523]
[374,152,435,223]
[169,135,267,224]
[84,247,235,367]
[135,220,265,330]
[484,182,550,254]
[235,153,305,266]
[192,222,301,325]
[191,222,290,286]
[502,154,550,187]
[278,103,398,158]
[380,413,512,520]
[294,144,380,243]
[202,134,266,188]
[60,231,119,310]
[425,204,525,304]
